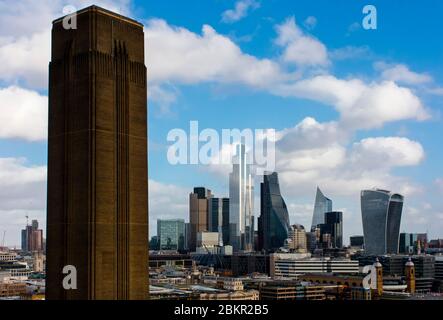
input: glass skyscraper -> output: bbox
[229,144,254,252]
[323,211,343,248]
[361,189,404,255]
[157,219,185,251]
[208,197,230,246]
[311,187,332,231]
[258,172,291,252]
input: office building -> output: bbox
[197,232,219,248]
[208,197,229,246]
[322,211,343,248]
[229,144,254,252]
[46,6,148,299]
[306,232,317,253]
[258,172,291,252]
[311,187,332,231]
[270,254,359,278]
[361,189,404,255]
[286,224,307,253]
[157,219,185,251]
[350,235,364,249]
[21,219,44,252]
[189,187,212,251]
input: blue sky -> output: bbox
[0,0,442,247]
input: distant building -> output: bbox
[149,236,159,251]
[306,232,317,253]
[311,187,332,231]
[189,187,212,251]
[197,232,219,248]
[21,219,43,253]
[361,189,404,255]
[350,235,364,249]
[157,219,185,251]
[286,224,307,253]
[324,211,343,248]
[208,197,230,246]
[258,172,290,252]
[357,254,435,292]
[270,253,359,278]
[229,144,254,252]
[260,285,325,300]
[199,289,259,300]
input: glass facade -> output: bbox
[311,187,332,231]
[229,144,254,252]
[258,172,291,251]
[208,197,229,246]
[157,219,185,251]
[361,189,404,255]
[323,211,343,248]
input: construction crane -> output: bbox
[25,215,29,226]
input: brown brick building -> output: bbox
[46,6,148,299]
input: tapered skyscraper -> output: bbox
[311,187,332,231]
[229,144,254,252]
[258,172,290,251]
[361,189,404,255]
[46,6,148,299]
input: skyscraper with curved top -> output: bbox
[258,172,291,251]
[361,189,404,255]
[311,187,332,231]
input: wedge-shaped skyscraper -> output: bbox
[258,172,291,251]
[361,189,404,255]
[311,187,332,231]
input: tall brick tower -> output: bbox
[46,6,148,299]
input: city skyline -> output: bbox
[1,0,443,248]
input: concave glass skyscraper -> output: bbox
[361,189,404,255]
[311,187,332,231]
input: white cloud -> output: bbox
[148,84,179,116]
[0,0,131,89]
[146,19,287,88]
[375,62,433,85]
[277,117,346,151]
[0,158,46,211]
[268,116,426,198]
[330,45,371,60]
[303,16,317,30]
[436,178,443,193]
[221,0,260,23]
[275,17,329,67]
[148,179,189,237]
[275,76,429,130]
[0,30,50,88]
[426,87,443,96]
[0,86,47,141]
[350,137,425,169]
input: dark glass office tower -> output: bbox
[324,211,343,248]
[46,6,148,299]
[361,189,404,255]
[258,172,290,252]
[208,197,230,246]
